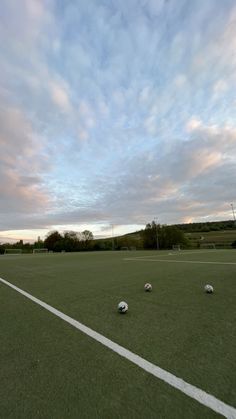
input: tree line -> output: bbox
[141,221,188,249]
[0,222,187,253]
[44,230,94,252]
[174,220,236,233]
[0,220,235,254]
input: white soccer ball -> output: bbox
[144,283,152,292]
[204,284,214,294]
[118,301,128,313]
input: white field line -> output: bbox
[124,258,236,266]
[127,250,224,259]
[0,277,236,418]
[167,251,219,256]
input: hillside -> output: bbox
[118,220,236,249]
[173,220,236,233]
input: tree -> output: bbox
[44,230,94,252]
[159,225,188,249]
[142,221,160,249]
[63,231,79,252]
[142,221,188,250]
[80,230,93,250]
[44,231,62,251]
[34,239,44,249]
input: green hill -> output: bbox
[101,220,236,249]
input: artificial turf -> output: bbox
[0,250,235,418]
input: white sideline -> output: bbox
[0,276,236,419]
[124,258,236,265]
[130,250,219,259]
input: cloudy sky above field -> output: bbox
[0,0,236,242]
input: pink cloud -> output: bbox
[50,80,71,113]
[0,105,50,214]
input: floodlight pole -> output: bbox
[154,217,159,250]
[231,203,236,223]
[111,224,115,251]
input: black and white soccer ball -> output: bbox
[204,284,214,294]
[118,301,128,313]
[144,283,152,292]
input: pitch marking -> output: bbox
[124,258,236,265]
[126,250,224,259]
[0,277,236,418]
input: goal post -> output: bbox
[200,243,216,249]
[4,249,22,255]
[172,245,181,251]
[33,248,48,254]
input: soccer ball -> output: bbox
[118,301,128,313]
[144,283,152,292]
[204,284,214,294]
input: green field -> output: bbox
[0,250,236,418]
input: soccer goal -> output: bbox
[172,245,181,251]
[4,249,22,255]
[200,243,216,249]
[33,248,48,254]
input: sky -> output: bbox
[0,0,236,243]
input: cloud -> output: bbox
[0,0,236,236]
[213,79,228,95]
[173,74,188,88]
[77,128,89,142]
[49,80,71,113]
[186,117,202,132]
[87,121,236,224]
[0,104,50,217]
[144,114,158,136]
